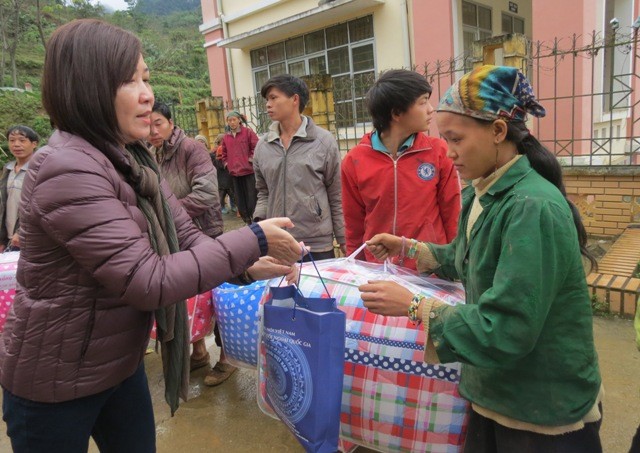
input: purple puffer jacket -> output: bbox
[0,131,261,403]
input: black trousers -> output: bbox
[463,408,603,453]
[3,362,154,453]
[232,173,257,225]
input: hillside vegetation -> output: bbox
[0,0,208,155]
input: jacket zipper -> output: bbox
[282,143,287,217]
[380,147,429,235]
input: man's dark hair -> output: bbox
[152,101,172,121]
[42,19,142,151]
[260,74,309,113]
[366,69,433,132]
[6,125,39,143]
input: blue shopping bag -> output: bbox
[262,257,346,453]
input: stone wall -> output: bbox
[564,166,640,237]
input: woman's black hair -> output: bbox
[505,121,597,270]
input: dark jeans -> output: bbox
[232,173,257,225]
[3,362,155,453]
[463,408,603,453]
[302,249,336,262]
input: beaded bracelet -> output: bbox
[406,239,419,259]
[408,293,425,325]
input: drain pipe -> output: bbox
[400,0,412,68]
[217,0,236,100]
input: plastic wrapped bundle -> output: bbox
[150,292,214,344]
[258,257,469,453]
[212,280,267,368]
[0,251,19,333]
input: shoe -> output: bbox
[203,362,237,386]
[236,211,241,218]
[221,207,229,215]
[231,206,237,212]
[189,352,211,371]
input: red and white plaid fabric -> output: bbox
[258,258,470,452]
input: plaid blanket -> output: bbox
[258,258,470,453]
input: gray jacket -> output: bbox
[253,117,345,252]
[154,127,223,238]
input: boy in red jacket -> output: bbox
[341,69,461,270]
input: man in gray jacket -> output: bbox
[253,75,345,260]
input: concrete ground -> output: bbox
[1,212,638,452]
[138,317,640,453]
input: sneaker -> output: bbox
[203,362,237,386]
[221,207,229,215]
[231,205,237,212]
[189,352,211,371]
[236,211,242,218]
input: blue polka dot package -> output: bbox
[257,256,469,453]
[212,280,268,368]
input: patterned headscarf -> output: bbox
[438,65,546,122]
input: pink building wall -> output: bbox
[531,0,596,157]
[201,0,231,100]
[411,0,455,68]
[410,0,455,138]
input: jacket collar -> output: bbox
[47,129,142,175]
[484,154,533,197]
[158,127,186,161]
[358,131,434,154]
[266,115,315,143]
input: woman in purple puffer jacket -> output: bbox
[0,19,301,453]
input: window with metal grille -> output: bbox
[250,15,376,127]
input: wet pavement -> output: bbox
[145,317,640,453]
[1,213,638,452]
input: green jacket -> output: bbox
[428,156,601,426]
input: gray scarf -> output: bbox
[106,141,189,416]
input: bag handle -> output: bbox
[274,250,332,299]
[346,243,367,261]
[297,250,331,298]
[345,242,390,273]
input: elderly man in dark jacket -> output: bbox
[149,102,234,386]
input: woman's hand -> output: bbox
[366,234,403,260]
[247,256,297,283]
[358,280,414,317]
[257,218,303,265]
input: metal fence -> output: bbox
[417,29,640,166]
[169,104,199,138]
[173,29,640,166]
